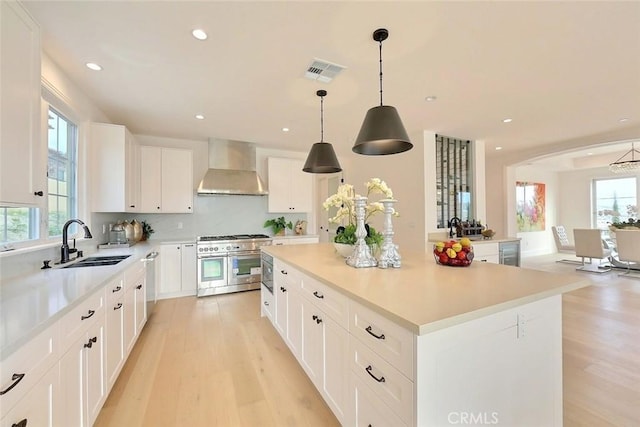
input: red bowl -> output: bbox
[432,244,474,267]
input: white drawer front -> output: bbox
[300,276,348,329]
[350,337,414,425]
[471,242,499,257]
[106,276,125,304]
[261,285,274,320]
[274,260,301,291]
[0,323,59,415]
[351,372,408,427]
[60,287,105,349]
[350,300,414,379]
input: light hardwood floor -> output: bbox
[96,255,640,426]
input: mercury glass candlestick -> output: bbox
[378,198,401,268]
[346,196,377,268]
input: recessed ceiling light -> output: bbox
[502,118,512,123]
[619,118,629,123]
[282,127,290,132]
[587,152,594,156]
[192,29,207,40]
[195,114,205,120]
[425,96,437,102]
[495,146,503,150]
[86,62,102,71]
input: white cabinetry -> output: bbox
[273,262,348,424]
[158,243,197,298]
[0,364,60,427]
[268,157,312,213]
[91,123,140,212]
[124,261,146,355]
[105,277,125,391]
[272,235,319,246]
[59,288,106,427]
[0,1,43,206]
[273,260,302,358]
[0,324,59,426]
[260,284,274,321]
[140,146,193,213]
[472,241,500,264]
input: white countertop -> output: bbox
[0,242,157,360]
[263,243,589,335]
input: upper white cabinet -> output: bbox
[91,123,140,213]
[140,146,193,213]
[0,1,43,206]
[268,157,312,213]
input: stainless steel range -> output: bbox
[196,234,271,297]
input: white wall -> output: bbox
[345,129,426,252]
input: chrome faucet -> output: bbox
[60,219,93,264]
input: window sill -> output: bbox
[0,241,61,258]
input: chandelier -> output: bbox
[609,142,640,173]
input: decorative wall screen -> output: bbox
[436,135,473,228]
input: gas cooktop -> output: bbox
[197,234,270,242]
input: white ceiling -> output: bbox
[23,1,640,166]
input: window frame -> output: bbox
[592,175,638,230]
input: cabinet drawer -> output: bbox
[60,288,105,349]
[351,371,407,427]
[0,323,59,416]
[349,300,414,379]
[261,284,274,320]
[350,337,414,425]
[106,276,125,303]
[300,275,348,329]
[471,242,499,257]
[274,259,301,291]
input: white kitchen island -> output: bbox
[261,243,589,427]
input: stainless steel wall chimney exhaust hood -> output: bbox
[197,139,268,196]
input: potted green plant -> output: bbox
[141,220,155,241]
[264,217,293,236]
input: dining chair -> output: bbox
[613,229,640,278]
[573,228,612,273]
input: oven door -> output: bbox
[198,255,227,294]
[228,251,262,286]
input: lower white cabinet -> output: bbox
[260,284,274,321]
[59,302,106,427]
[273,260,348,424]
[159,243,196,298]
[105,277,125,391]
[124,262,146,355]
[0,364,60,427]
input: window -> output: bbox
[47,108,78,237]
[0,106,78,248]
[435,135,474,228]
[593,177,637,229]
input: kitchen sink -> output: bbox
[62,255,131,268]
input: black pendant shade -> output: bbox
[303,90,342,174]
[353,28,413,156]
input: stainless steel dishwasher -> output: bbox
[142,251,159,316]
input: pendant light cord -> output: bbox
[379,39,384,106]
[320,95,324,142]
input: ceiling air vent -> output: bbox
[304,58,347,83]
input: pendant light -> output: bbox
[353,28,413,156]
[303,90,342,173]
[609,142,640,173]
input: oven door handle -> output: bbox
[231,251,261,257]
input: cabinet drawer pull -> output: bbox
[136,284,142,290]
[313,291,324,299]
[264,301,269,306]
[280,286,287,292]
[81,309,95,320]
[34,190,44,196]
[114,303,123,310]
[365,365,385,383]
[280,270,288,275]
[112,286,122,293]
[12,419,27,427]
[84,336,97,349]
[312,314,323,324]
[0,373,25,395]
[365,325,385,340]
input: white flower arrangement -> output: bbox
[323,178,398,247]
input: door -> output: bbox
[228,252,261,286]
[161,148,193,213]
[317,175,341,243]
[198,256,227,289]
[181,243,197,292]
